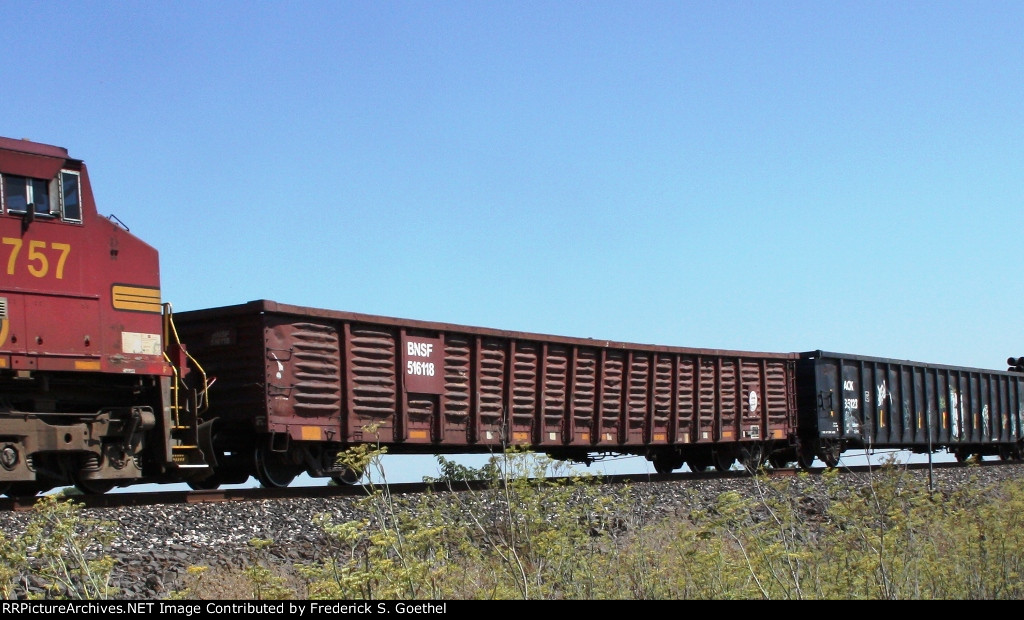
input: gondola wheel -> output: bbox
[330,465,364,485]
[797,441,816,469]
[712,450,735,473]
[652,454,683,475]
[819,440,841,469]
[254,445,300,488]
[687,457,711,473]
[740,445,765,472]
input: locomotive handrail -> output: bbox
[163,303,211,414]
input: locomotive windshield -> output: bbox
[3,175,49,214]
[1,170,81,222]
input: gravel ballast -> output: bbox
[0,461,1021,599]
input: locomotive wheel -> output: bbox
[188,475,223,491]
[73,477,115,495]
[4,482,51,498]
[254,446,300,488]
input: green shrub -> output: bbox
[0,493,118,599]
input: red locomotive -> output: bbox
[0,137,209,496]
[2,136,1022,496]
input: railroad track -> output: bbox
[0,458,1004,512]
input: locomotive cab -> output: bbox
[0,137,209,496]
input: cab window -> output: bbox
[2,174,51,215]
[1,171,82,222]
[60,171,81,222]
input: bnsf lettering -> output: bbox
[407,360,436,376]
[407,342,434,357]
[1,238,71,279]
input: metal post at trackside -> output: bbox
[927,412,934,493]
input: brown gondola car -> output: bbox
[173,300,801,488]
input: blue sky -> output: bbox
[4,1,1022,483]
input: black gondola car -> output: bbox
[797,350,1024,467]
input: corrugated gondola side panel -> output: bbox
[624,351,651,446]
[998,373,1022,443]
[738,359,762,440]
[941,369,958,443]
[717,358,739,442]
[991,374,1005,444]
[569,346,598,446]
[538,343,569,447]
[1012,374,1022,444]
[1007,374,1019,443]
[596,349,625,446]
[921,367,939,444]
[649,353,674,445]
[989,373,1005,443]
[695,357,717,443]
[976,373,990,444]
[882,364,901,445]
[952,370,969,445]
[857,360,876,444]
[342,321,398,444]
[934,369,949,445]
[762,358,795,442]
[955,371,974,444]
[441,332,472,444]
[474,336,508,446]
[898,365,913,444]
[674,356,697,444]
[262,316,343,443]
[964,371,984,445]
[508,339,539,446]
[800,351,1024,456]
